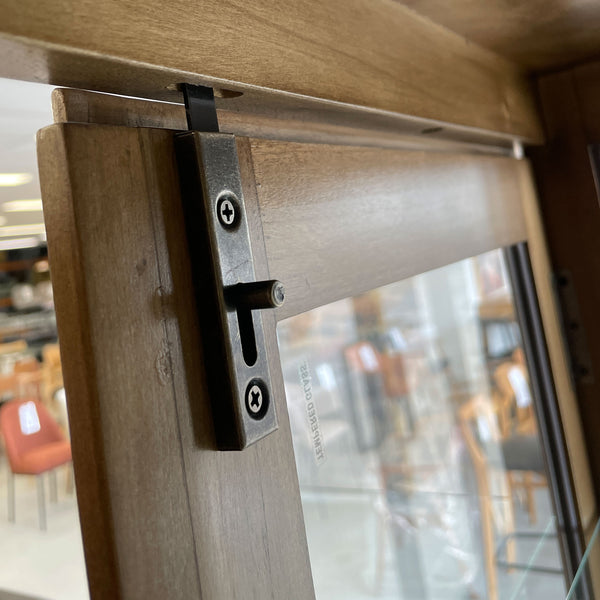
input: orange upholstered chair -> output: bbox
[0,398,72,529]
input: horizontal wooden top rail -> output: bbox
[2,0,542,141]
[51,88,519,153]
[243,139,530,320]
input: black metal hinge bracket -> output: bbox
[175,84,282,450]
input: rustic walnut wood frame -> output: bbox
[0,0,542,142]
[0,0,597,595]
[31,88,596,599]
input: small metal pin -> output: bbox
[226,280,285,311]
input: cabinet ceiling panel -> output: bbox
[399,0,600,71]
[0,0,541,140]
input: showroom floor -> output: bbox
[0,455,88,600]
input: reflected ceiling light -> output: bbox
[2,199,43,212]
[0,237,40,251]
[0,224,46,237]
[0,173,33,187]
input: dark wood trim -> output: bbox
[529,61,600,515]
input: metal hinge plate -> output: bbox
[175,128,281,450]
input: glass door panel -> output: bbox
[278,248,567,600]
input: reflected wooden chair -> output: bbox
[0,341,28,396]
[41,344,63,405]
[0,356,39,404]
[13,357,44,403]
[344,340,416,448]
[494,359,547,524]
[0,372,18,403]
[41,344,66,430]
[344,341,390,450]
[0,340,27,357]
[41,345,73,493]
[459,394,516,600]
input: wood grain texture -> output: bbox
[518,159,597,537]
[528,63,600,588]
[248,139,529,320]
[36,125,122,599]
[530,63,600,519]
[237,137,316,597]
[37,124,203,600]
[51,87,187,131]
[399,0,600,71]
[50,87,519,154]
[37,123,314,599]
[0,0,542,140]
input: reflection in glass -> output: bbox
[566,518,600,600]
[278,249,566,600]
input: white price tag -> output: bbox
[18,401,41,435]
[508,366,532,408]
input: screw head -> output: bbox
[217,194,239,229]
[272,281,285,307]
[245,379,269,420]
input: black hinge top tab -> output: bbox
[182,84,219,132]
